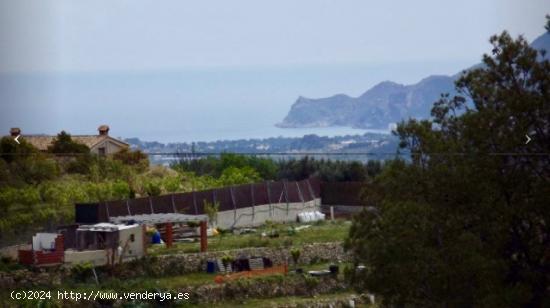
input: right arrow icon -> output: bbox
[525,134,531,144]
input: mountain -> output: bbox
[277,75,456,129]
[278,32,550,130]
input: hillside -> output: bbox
[278,32,550,129]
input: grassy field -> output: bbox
[212,291,374,308]
[125,263,346,290]
[149,219,352,255]
[1,262,358,307]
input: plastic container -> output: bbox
[152,231,161,244]
[206,261,216,273]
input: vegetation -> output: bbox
[204,200,220,227]
[150,220,349,255]
[290,248,301,269]
[1,136,353,246]
[172,153,277,180]
[47,131,90,154]
[345,30,549,306]
[1,262,355,307]
[174,153,383,182]
[0,127,367,246]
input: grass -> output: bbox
[149,219,351,255]
[1,262,357,307]
[115,262,340,289]
[208,291,372,308]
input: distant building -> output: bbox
[7,125,129,155]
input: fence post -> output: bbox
[296,181,305,208]
[330,206,335,221]
[126,200,131,215]
[266,181,273,218]
[105,202,110,221]
[283,180,290,216]
[149,197,154,214]
[250,184,255,223]
[193,191,198,215]
[165,223,173,248]
[212,189,217,212]
[306,178,316,201]
[230,186,237,224]
[171,194,177,213]
[200,221,208,252]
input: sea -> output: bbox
[0,61,469,143]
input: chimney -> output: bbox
[98,125,110,136]
[10,127,21,137]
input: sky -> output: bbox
[0,0,548,141]
[1,0,548,73]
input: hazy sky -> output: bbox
[1,0,548,73]
[0,1,548,142]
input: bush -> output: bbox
[71,261,95,282]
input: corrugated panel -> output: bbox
[129,197,152,215]
[267,181,284,204]
[285,181,301,202]
[253,183,269,205]
[153,194,176,213]
[174,192,194,214]
[97,203,109,222]
[233,184,253,208]
[321,182,364,206]
[75,203,99,224]
[194,190,214,214]
[308,177,321,198]
[106,200,128,217]
[216,187,234,211]
[297,180,311,201]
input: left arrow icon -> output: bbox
[14,135,20,144]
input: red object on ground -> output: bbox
[214,265,288,283]
[200,220,207,252]
[18,234,64,266]
[165,223,173,248]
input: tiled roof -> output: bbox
[13,135,128,151]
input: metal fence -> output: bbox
[320,181,364,206]
[76,177,322,224]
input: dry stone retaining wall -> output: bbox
[0,242,348,289]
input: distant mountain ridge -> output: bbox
[278,32,550,130]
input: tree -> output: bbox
[290,248,301,270]
[203,199,219,227]
[217,166,261,186]
[0,137,37,163]
[345,30,549,307]
[48,131,90,154]
[113,148,149,169]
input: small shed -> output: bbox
[64,223,145,266]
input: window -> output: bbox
[98,147,106,156]
[130,234,135,242]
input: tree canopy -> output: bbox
[47,131,90,154]
[345,31,549,306]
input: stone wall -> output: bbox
[188,274,350,305]
[0,241,349,289]
[0,268,67,289]
[119,241,348,278]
